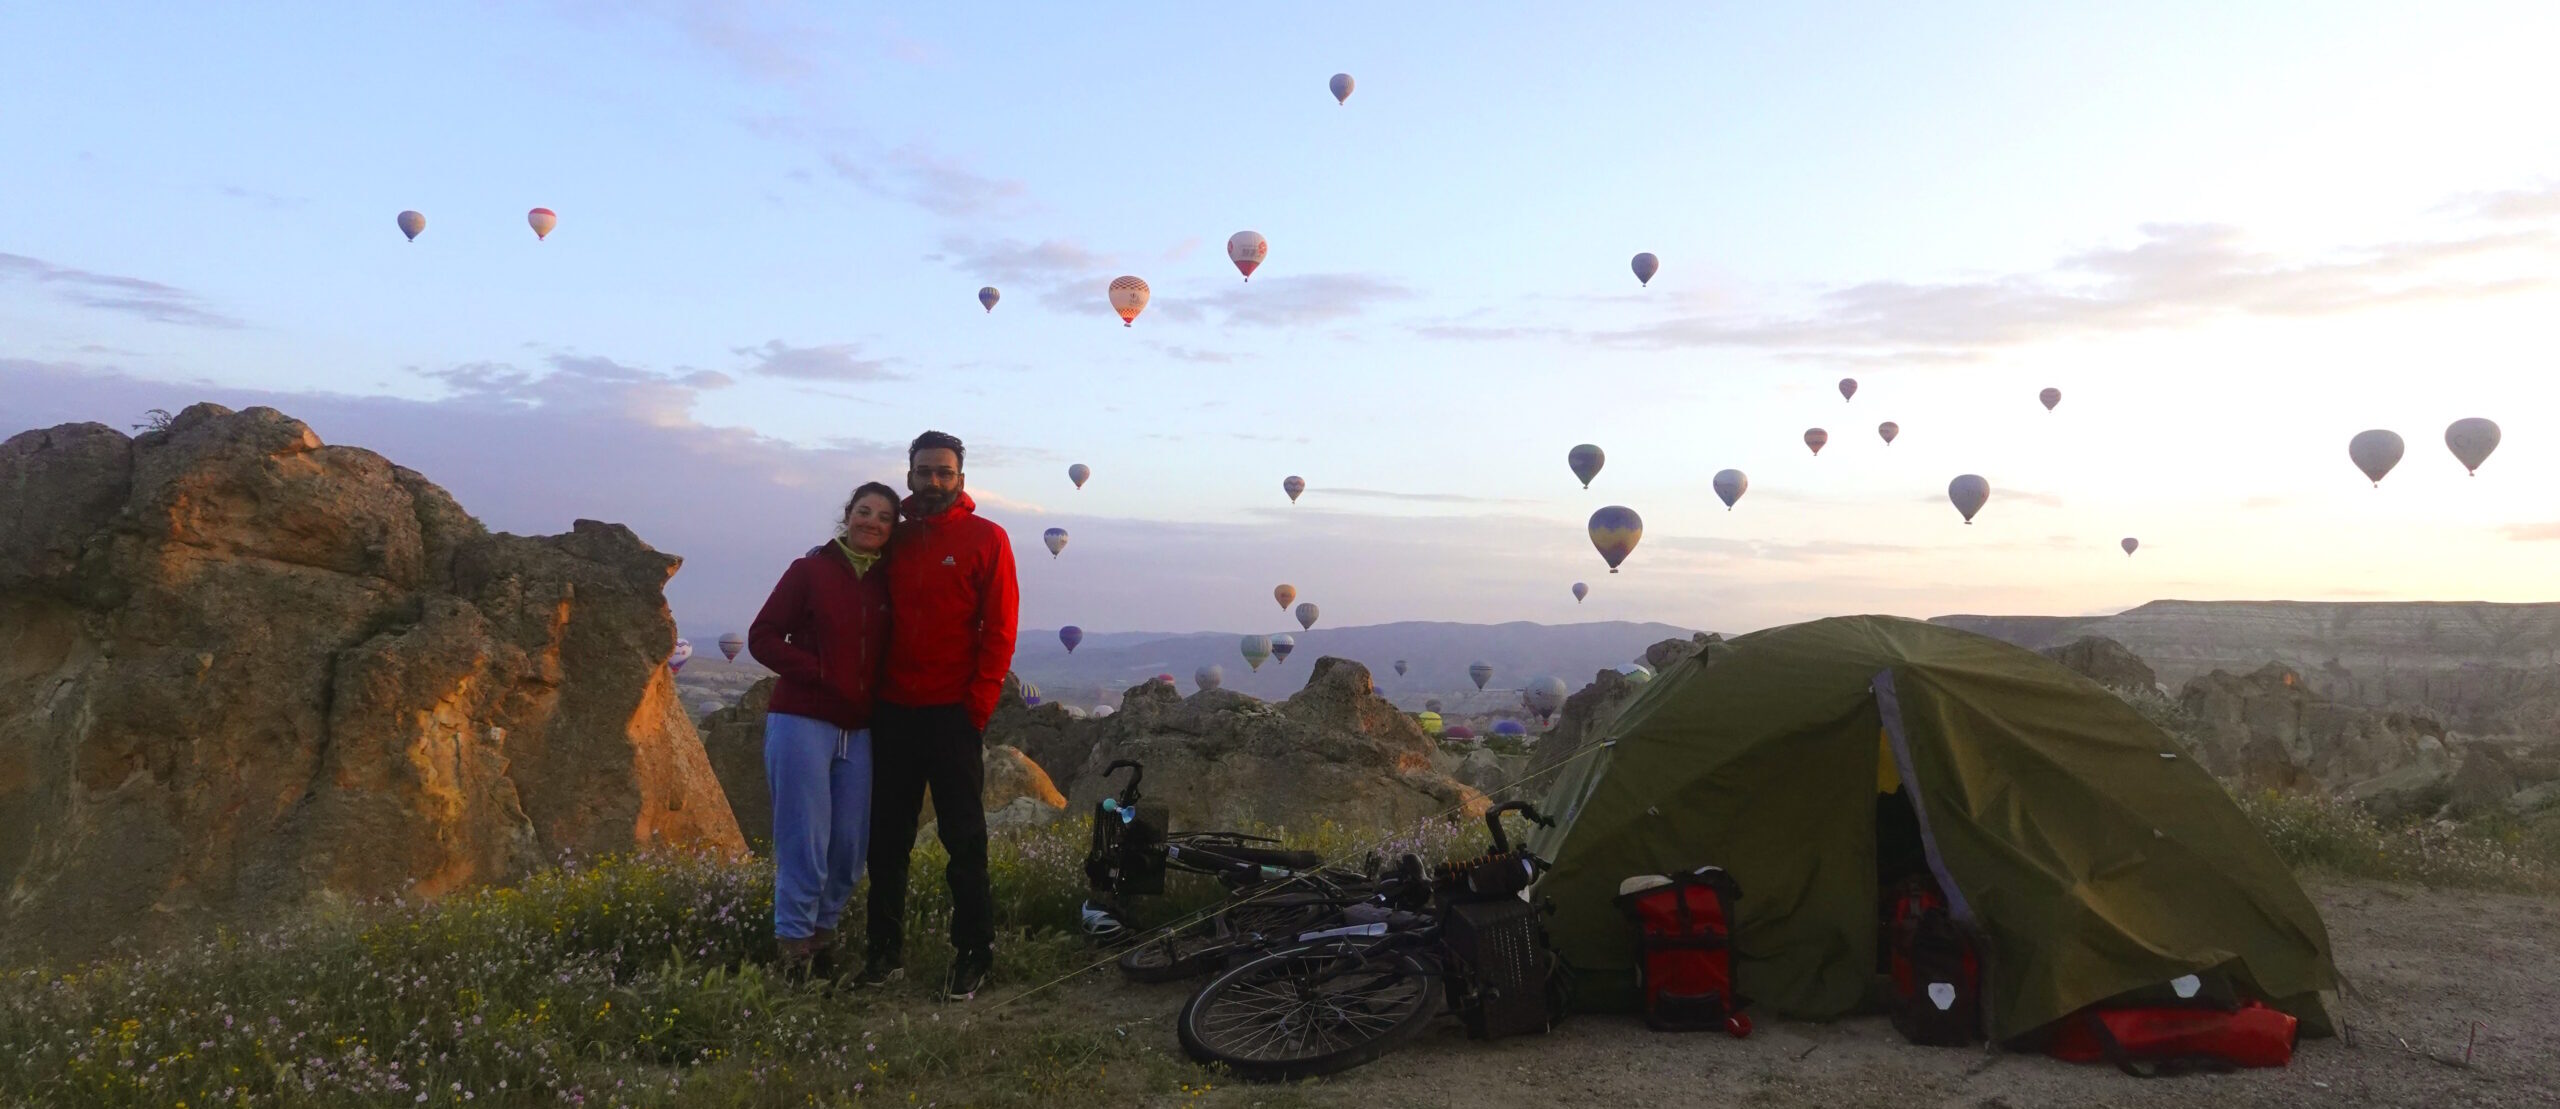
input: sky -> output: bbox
[4,1,2559,646]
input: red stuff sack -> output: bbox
[1886,879,1983,1046]
[2047,999,2299,1075]
[1616,867,1749,1035]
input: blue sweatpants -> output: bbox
[765,712,872,940]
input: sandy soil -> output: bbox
[1087,878,2559,1108]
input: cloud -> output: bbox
[940,236,1115,285]
[1409,322,1574,343]
[1582,221,2551,358]
[2500,522,2560,542]
[0,253,240,328]
[2447,182,2560,223]
[732,340,901,382]
[1323,487,1535,506]
[826,146,1031,219]
[1150,344,1242,364]
[1194,273,1417,328]
[1909,487,2066,509]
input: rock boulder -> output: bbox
[0,404,742,960]
[2041,635,2160,693]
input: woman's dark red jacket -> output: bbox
[747,543,890,730]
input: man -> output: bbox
[859,430,1020,1000]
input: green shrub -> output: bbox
[2232,787,2560,894]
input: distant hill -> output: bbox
[1014,619,1700,710]
[1932,600,2560,733]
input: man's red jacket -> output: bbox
[881,491,1019,730]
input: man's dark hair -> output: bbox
[908,430,965,469]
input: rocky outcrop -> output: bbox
[0,405,741,960]
[1049,657,1486,834]
[700,678,778,848]
[1644,632,1723,673]
[2041,636,2159,693]
[2177,663,2450,790]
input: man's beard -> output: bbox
[910,486,958,515]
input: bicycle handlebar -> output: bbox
[1104,760,1144,804]
[1482,800,1554,856]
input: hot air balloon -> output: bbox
[669,638,692,674]
[1059,626,1083,653]
[1524,675,1568,722]
[1469,662,1494,691]
[527,208,557,240]
[1283,475,1306,503]
[1195,665,1224,692]
[2039,387,2061,412]
[396,210,425,241]
[1713,469,1747,511]
[1273,584,1296,610]
[1491,719,1528,738]
[1271,634,1296,663]
[1068,463,1090,489]
[1240,634,1272,671]
[1948,474,1990,524]
[1108,276,1149,326]
[1804,428,1828,456]
[1446,725,1477,741]
[1425,698,1445,713]
[1394,659,1409,677]
[1043,527,1068,557]
[1588,506,1643,573]
[979,287,1000,312]
[1572,582,1588,603]
[1295,602,1319,630]
[1094,704,1117,718]
[1838,378,1858,402]
[2445,418,2501,476]
[1617,661,1655,685]
[1631,252,1659,287]
[1415,711,1443,737]
[1878,421,1900,445]
[717,632,744,661]
[2349,430,2405,487]
[2121,538,2140,557]
[1226,231,1268,280]
[1568,444,1605,489]
[1329,73,1354,103]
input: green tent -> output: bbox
[1530,615,2336,1040]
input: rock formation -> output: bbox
[2177,663,2452,790]
[2040,635,2160,693]
[0,404,741,960]
[1043,657,1487,834]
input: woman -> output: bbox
[748,480,898,976]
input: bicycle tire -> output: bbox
[1120,894,1343,984]
[1177,944,1443,1082]
[1118,931,1230,983]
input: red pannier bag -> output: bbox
[1616,867,1751,1036]
[1885,878,1982,1047]
[2047,999,2299,1076]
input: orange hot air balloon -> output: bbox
[1108,276,1150,326]
[1274,584,1296,610]
[527,208,558,240]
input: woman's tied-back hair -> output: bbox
[837,481,901,536]
[908,430,965,469]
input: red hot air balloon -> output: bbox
[1588,505,1643,573]
[1227,231,1268,280]
[527,208,557,240]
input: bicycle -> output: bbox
[1081,761,1378,983]
[1173,801,1570,1081]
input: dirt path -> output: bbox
[1092,878,2559,1108]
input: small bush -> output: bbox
[2233,788,2560,895]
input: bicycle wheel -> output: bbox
[1177,944,1443,1082]
[1118,921,1229,984]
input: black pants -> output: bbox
[864,701,993,958]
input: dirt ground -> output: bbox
[1081,877,2559,1108]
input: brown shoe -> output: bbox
[776,935,819,979]
[810,928,839,980]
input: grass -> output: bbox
[5,766,2554,1108]
[0,815,1486,1109]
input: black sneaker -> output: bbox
[944,948,993,1001]
[852,951,904,989]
